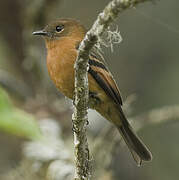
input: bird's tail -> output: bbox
[117,111,152,166]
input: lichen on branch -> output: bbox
[72,0,153,180]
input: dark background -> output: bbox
[0,0,179,180]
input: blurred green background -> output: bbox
[0,0,179,180]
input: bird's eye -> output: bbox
[56,25,64,32]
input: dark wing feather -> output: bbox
[88,55,153,164]
[88,55,123,106]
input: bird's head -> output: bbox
[33,18,86,43]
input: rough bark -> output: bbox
[72,0,152,179]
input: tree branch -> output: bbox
[131,105,179,130]
[72,0,152,179]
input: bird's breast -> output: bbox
[47,46,77,99]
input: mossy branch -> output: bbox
[72,0,152,179]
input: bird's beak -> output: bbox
[32,30,48,36]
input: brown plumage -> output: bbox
[33,18,152,166]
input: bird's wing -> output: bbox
[88,54,123,106]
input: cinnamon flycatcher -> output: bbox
[33,18,152,166]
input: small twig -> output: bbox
[131,105,179,130]
[0,69,33,99]
[72,0,152,179]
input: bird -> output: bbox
[33,18,152,166]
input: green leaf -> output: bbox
[0,87,42,140]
